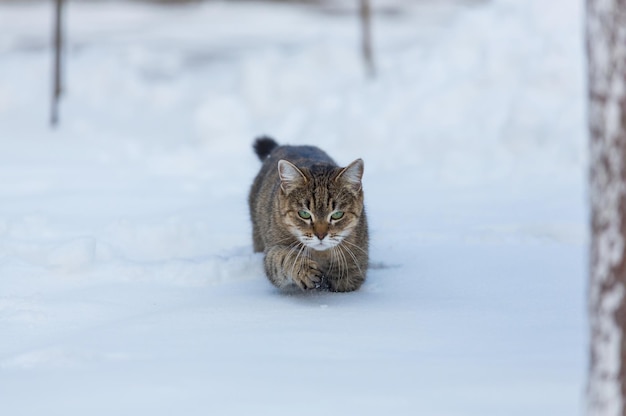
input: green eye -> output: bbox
[298,210,312,220]
[331,211,344,220]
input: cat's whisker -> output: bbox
[340,250,350,279]
[330,247,338,279]
[329,247,336,280]
[274,235,300,246]
[290,242,307,281]
[285,240,301,259]
[335,245,348,282]
[285,243,300,280]
[337,247,347,282]
[340,239,369,255]
[340,244,364,281]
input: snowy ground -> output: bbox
[0,0,586,415]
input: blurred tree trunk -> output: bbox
[587,0,626,415]
[51,0,64,126]
[359,0,375,77]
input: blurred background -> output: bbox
[0,0,584,184]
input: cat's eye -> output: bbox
[331,211,344,220]
[298,210,312,220]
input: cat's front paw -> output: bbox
[328,275,364,292]
[292,259,323,290]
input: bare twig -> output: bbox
[51,0,64,127]
[359,0,375,77]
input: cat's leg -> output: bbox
[329,274,365,292]
[327,247,368,292]
[264,246,323,290]
[252,225,264,253]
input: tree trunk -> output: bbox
[587,0,626,415]
[359,0,375,77]
[51,0,64,127]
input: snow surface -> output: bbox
[0,0,586,415]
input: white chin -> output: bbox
[311,244,331,252]
[305,241,332,252]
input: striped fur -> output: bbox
[249,137,369,292]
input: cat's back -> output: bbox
[258,139,337,171]
[271,145,336,167]
[251,138,336,193]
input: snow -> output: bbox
[0,0,585,415]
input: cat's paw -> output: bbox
[292,259,323,290]
[328,276,364,292]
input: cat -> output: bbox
[248,136,369,292]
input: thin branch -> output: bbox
[51,0,64,127]
[359,0,375,78]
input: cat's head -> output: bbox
[277,159,364,251]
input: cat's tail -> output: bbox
[253,136,279,161]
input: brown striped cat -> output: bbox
[249,137,369,292]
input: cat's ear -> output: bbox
[278,160,307,193]
[336,159,364,193]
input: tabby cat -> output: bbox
[248,137,369,292]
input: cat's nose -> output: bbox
[315,232,327,240]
